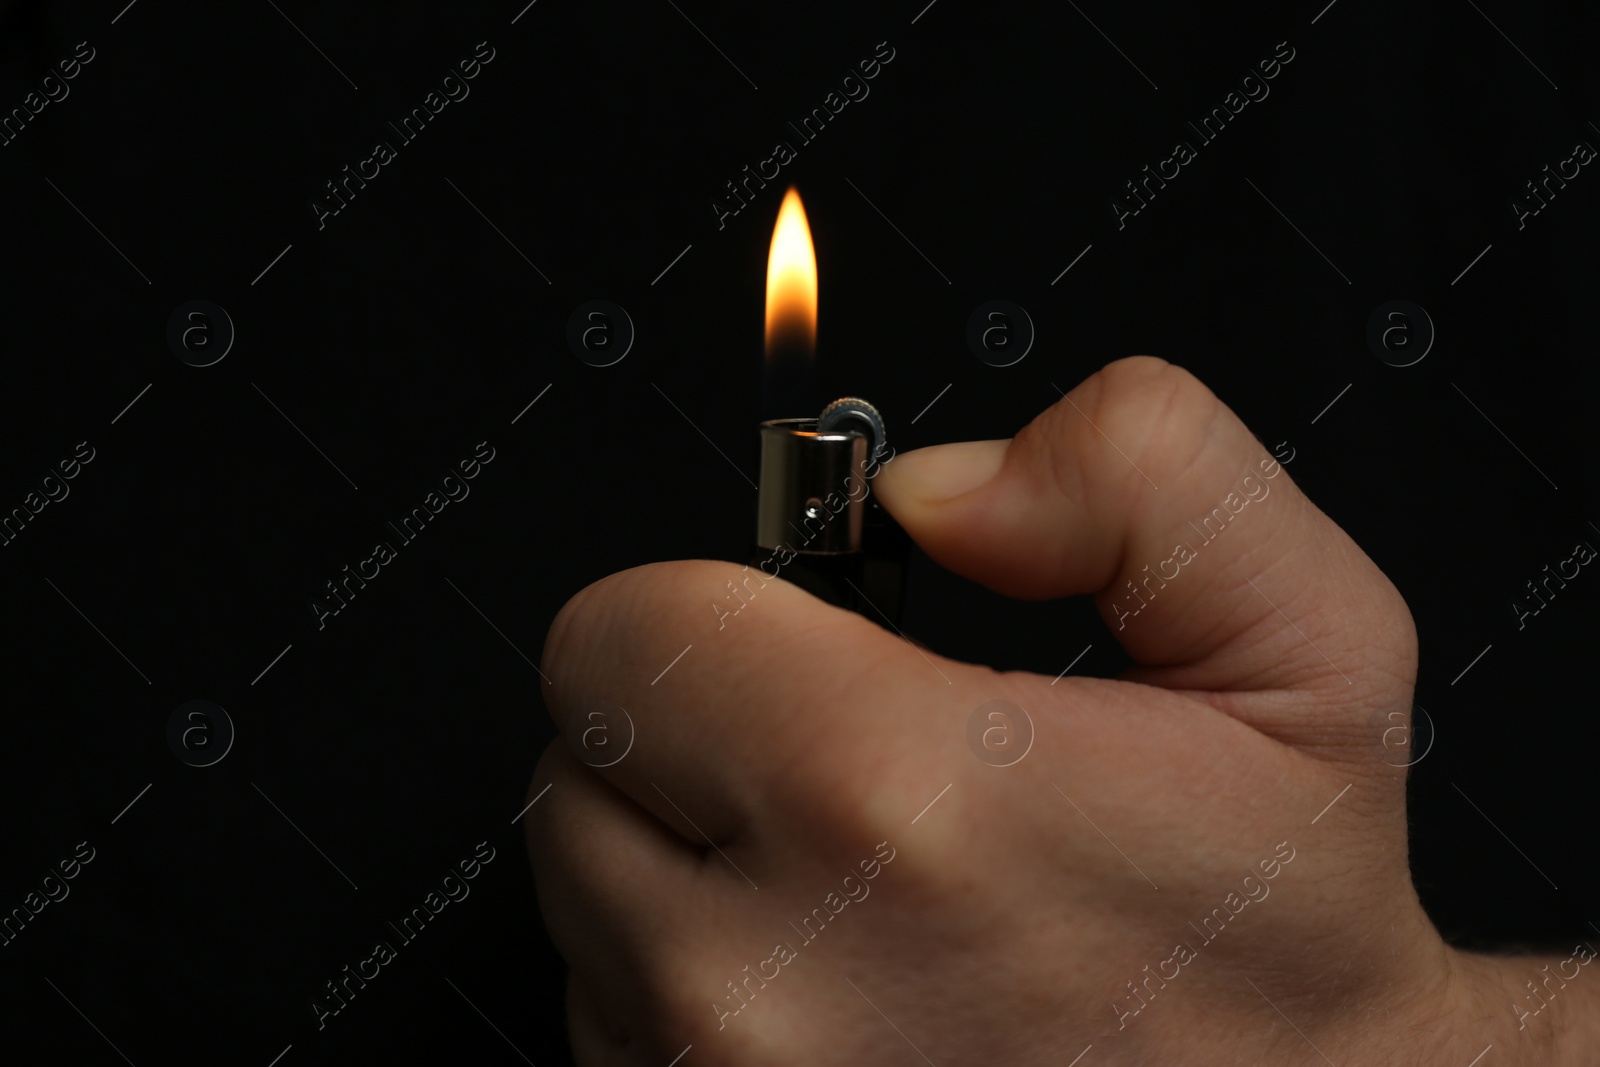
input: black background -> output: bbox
[1,0,1596,1063]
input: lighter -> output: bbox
[753,397,910,625]
[750,188,910,626]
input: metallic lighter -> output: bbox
[752,397,910,627]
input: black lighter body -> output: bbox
[750,398,911,628]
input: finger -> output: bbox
[872,356,1415,706]
[526,742,708,1007]
[539,559,984,846]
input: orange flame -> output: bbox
[765,187,817,358]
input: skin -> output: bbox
[526,356,1598,1064]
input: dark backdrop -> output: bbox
[1,0,1595,1063]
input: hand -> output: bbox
[525,356,1597,1065]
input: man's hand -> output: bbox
[526,357,1597,1064]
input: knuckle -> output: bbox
[1092,355,1215,433]
[1102,352,1176,381]
[1019,355,1220,500]
[1077,356,1223,483]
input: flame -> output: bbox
[765,187,817,357]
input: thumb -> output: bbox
[873,357,1416,707]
